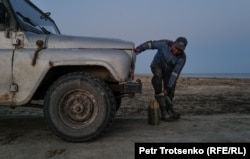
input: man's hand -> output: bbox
[134,48,141,55]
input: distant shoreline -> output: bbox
[135,73,250,79]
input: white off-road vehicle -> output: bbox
[0,0,141,142]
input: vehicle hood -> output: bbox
[46,34,134,49]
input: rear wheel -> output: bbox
[44,72,116,142]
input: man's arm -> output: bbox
[165,57,186,92]
[135,40,173,54]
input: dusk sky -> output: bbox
[32,0,250,74]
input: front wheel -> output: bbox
[44,73,116,142]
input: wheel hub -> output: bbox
[62,90,97,124]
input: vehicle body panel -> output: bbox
[0,0,140,106]
[0,31,15,105]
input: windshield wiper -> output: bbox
[16,11,36,27]
[16,11,51,34]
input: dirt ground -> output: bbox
[1,75,250,159]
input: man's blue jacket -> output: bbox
[136,40,186,90]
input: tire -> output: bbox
[44,72,116,142]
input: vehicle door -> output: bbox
[0,2,14,105]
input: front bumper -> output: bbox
[110,79,142,96]
[122,79,142,94]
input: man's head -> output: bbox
[174,37,188,51]
[172,37,188,55]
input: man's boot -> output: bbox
[165,96,181,119]
[154,94,168,120]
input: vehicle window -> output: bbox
[0,3,6,31]
[9,0,60,34]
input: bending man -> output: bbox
[135,37,188,120]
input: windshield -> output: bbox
[9,0,60,34]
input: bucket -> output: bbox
[148,99,160,125]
